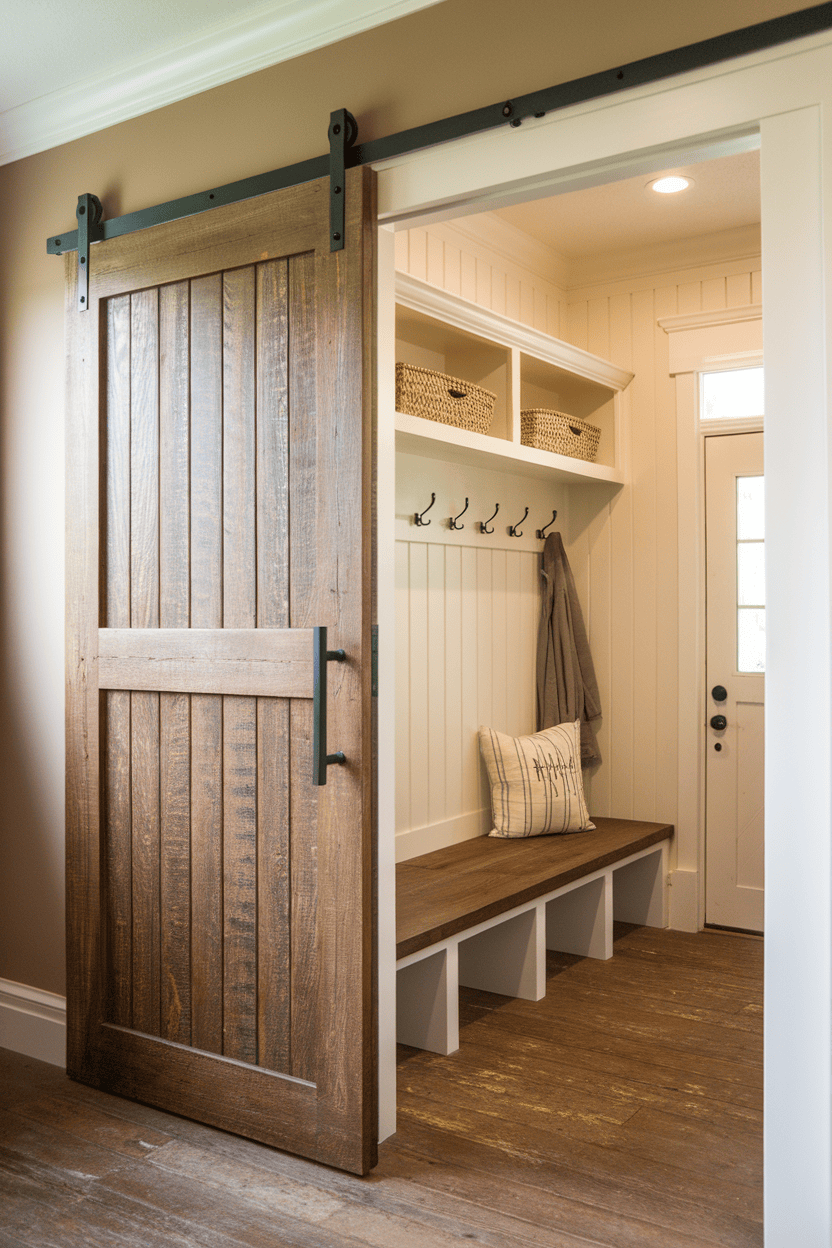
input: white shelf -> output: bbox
[395,411,624,486]
[394,274,632,485]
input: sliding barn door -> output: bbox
[65,168,377,1174]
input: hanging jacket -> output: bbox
[536,531,602,763]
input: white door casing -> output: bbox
[374,29,832,1241]
[704,432,764,932]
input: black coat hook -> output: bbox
[508,506,529,537]
[449,498,469,530]
[479,503,500,534]
[536,509,558,539]
[414,492,436,526]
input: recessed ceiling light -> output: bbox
[650,175,692,194]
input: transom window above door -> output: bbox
[701,366,764,420]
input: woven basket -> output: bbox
[521,409,601,463]
[396,363,495,434]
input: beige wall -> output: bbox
[0,0,805,995]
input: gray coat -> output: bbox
[536,532,602,763]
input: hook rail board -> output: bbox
[47,2,832,304]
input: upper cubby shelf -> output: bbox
[394,273,633,485]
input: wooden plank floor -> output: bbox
[0,925,762,1247]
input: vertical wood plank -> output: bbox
[221,265,258,1065]
[519,550,538,739]
[408,542,429,831]
[288,251,320,1083]
[189,274,224,1055]
[190,695,223,1054]
[476,548,493,821]
[491,270,506,317]
[460,252,477,303]
[102,296,132,1026]
[677,282,701,315]
[566,301,588,350]
[587,297,610,360]
[443,242,461,296]
[475,259,492,308]
[505,550,521,736]
[130,290,160,630]
[427,543,446,826]
[444,546,463,818]
[395,541,411,835]
[701,277,727,311]
[102,691,131,1026]
[460,546,479,817]
[409,228,428,281]
[426,234,444,288]
[519,281,535,329]
[608,291,634,817]
[505,275,520,323]
[491,549,507,732]
[752,269,763,305]
[129,288,161,1037]
[726,272,752,307]
[394,229,409,273]
[131,691,161,1035]
[159,281,192,1045]
[159,694,191,1043]
[654,284,681,827]
[222,696,258,1064]
[630,287,658,820]
[255,258,291,1074]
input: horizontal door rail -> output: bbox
[99,627,314,698]
[47,2,832,257]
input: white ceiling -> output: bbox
[0,0,444,166]
[491,149,761,263]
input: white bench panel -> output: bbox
[546,873,612,960]
[396,945,459,1054]
[458,902,546,1001]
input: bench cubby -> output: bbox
[396,819,672,1054]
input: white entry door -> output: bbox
[704,432,764,932]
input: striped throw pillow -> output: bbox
[478,720,595,838]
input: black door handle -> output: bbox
[710,714,727,731]
[712,684,728,702]
[313,626,347,786]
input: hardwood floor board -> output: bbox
[147,1137,602,1248]
[0,927,762,1248]
[95,1157,374,1248]
[407,1037,763,1131]
[376,1136,760,1248]
[396,1089,761,1225]
[384,1121,763,1248]
[458,1003,764,1094]
[0,1106,130,1183]
[14,1092,172,1158]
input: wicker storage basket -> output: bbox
[396,363,495,434]
[520,409,601,463]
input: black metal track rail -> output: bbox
[47,1,832,258]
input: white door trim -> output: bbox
[374,32,832,1241]
[665,315,764,935]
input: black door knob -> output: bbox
[712,685,728,702]
[710,714,727,731]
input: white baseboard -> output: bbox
[396,809,490,862]
[668,869,701,932]
[0,979,66,1068]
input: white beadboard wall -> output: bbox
[395,451,564,861]
[395,212,762,853]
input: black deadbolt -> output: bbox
[710,714,727,731]
[712,684,728,702]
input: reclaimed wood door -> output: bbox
[65,167,377,1174]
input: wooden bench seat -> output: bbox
[395,816,674,1054]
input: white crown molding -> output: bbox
[658,304,762,333]
[0,978,66,1068]
[0,0,444,168]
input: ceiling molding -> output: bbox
[658,304,762,333]
[565,224,762,291]
[0,0,444,168]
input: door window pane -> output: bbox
[737,542,765,606]
[738,608,766,673]
[702,367,764,420]
[736,474,765,672]
[737,475,764,539]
